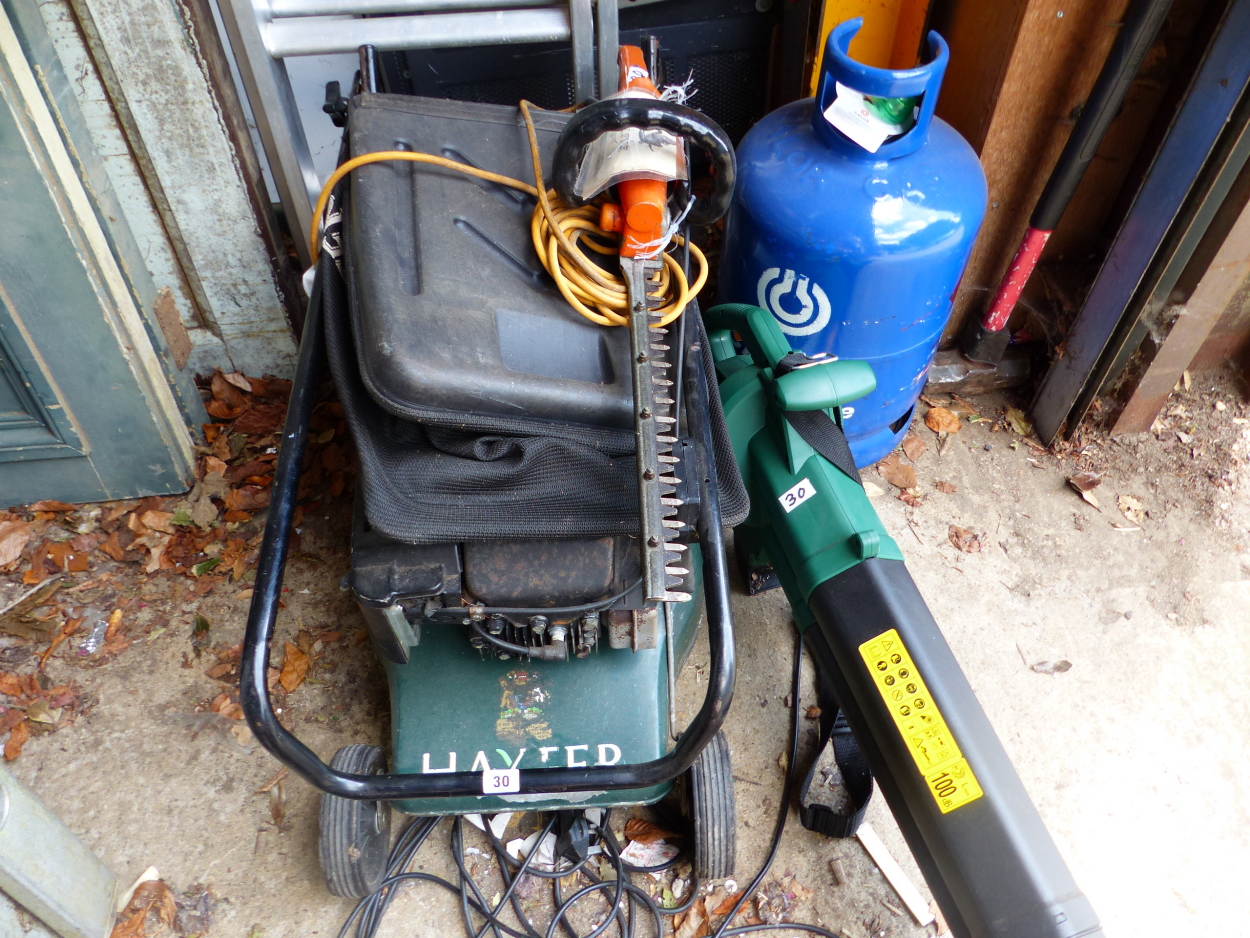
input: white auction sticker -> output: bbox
[822,82,903,153]
[482,768,520,794]
[779,478,816,513]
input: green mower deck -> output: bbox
[387,553,703,816]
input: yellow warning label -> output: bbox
[858,628,984,814]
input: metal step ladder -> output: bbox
[217,0,619,268]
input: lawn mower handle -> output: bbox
[239,258,736,800]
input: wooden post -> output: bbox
[1111,194,1250,434]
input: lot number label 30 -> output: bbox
[482,768,520,794]
[779,478,816,513]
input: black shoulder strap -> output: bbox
[772,353,862,486]
[799,698,873,839]
[785,412,862,486]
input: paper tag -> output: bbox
[482,767,520,794]
[823,82,903,154]
[573,127,687,199]
[779,478,816,513]
[619,839,680,867]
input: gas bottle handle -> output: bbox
[551,97,736,226]
[812,17,949,160]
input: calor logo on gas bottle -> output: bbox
[756,268,831,336]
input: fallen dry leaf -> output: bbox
[28,500,75,512]
[140,510,176,535]
[225,486,270,512]
[1068,472,1102,510]
[675,900,706,938]
[104,608,124,641]
[111,878,177,938]
[232,404,286,436]
[1005,407,1033,436]
[1068,471,1102,492]
[0,520,32,570]
[267,781,287,828]
[134,880,177,926]
[222,372,253,393]
[46,541,89,574]
[900,433,926,462]
[876,454,916,490]
[109,909,147,938]
[100,531,128,562]
[897,490,923,507]
[4,719,30,761]
[863,480,885,498]
[70,532,105,553]
[219,703,244,720]
[278,642,309,693]
[1117,494,1145,524]
[39,617,81,669]
[713,892,745,917]
[21,543,51,585]
[623,817,679,844]
[26,699,60,724]
[948,525,981,553]
[804,706,821,720]
[255,766,290,793]
[145,535,171,574]
[206,373,248,420]
[924,407,961,434]
[935,481,957,494]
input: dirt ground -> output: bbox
[3,367,1249,938]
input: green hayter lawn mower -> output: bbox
[241,45,747,899]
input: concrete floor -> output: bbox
[7,375,1249,937]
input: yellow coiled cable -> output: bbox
[309,100,706,329]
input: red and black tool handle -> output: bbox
[962,0,1174,364]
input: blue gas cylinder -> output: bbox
[717,18,987,467]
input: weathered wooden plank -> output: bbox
[1112,190,1250,434]
[67,0,297,377]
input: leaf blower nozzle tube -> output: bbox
[803,558,1104,938]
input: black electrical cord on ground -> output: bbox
[337,627,847,938]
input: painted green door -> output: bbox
[0,0,197,504]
